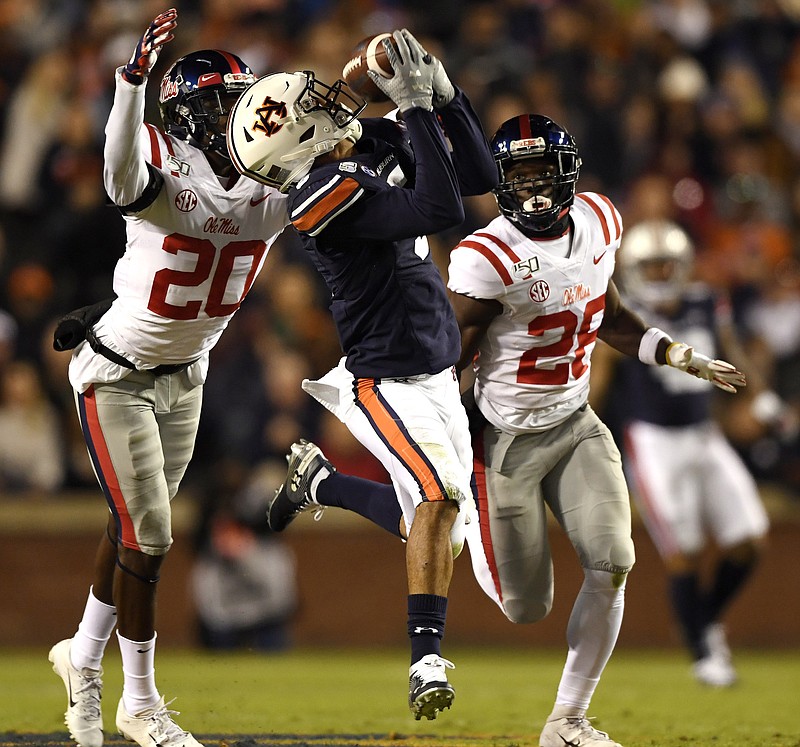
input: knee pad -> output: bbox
[502,595,552,624]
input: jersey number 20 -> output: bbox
[148,234,267,320]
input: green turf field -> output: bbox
[3,647,799,746]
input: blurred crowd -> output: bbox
[1,0,800,639]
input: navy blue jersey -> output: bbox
[287,90,497,378]
[612,286,727,427]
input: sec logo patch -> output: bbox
[175,189,197,212]
[529,279,550,303]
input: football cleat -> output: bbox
[408,654,455,721]
[703,622,732,662]
[49,638,104,747]
[267,439,335,531]
[539,716,623,747]
[692,654,737,687]
[116,696,203,747]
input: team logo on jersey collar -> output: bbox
[513,257,539,279]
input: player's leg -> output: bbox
[87,372,203,746]
[539,407,632,747]
[624,420,714,675]
[466,422,554,623]
[351,371,470,719]
[49,393,122,747]
[696,425,769,680]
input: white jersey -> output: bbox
[448,192,622,434]
[70,71,289,392]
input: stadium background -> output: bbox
[0,0,799,655]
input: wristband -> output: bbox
[638,327,672,366]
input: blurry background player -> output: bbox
[228,31,497,720]
[591,220,793,687]
[448,116,747,746]
[47,8,288,747]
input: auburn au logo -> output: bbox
[254,97,288,136]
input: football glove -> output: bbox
[368,29,434,113]
[414,39,454,108]
[121,7,178,85]
[665,341,746,393]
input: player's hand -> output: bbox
[368,29,434,113]
[665,341,746,393]
[411,36,454,108]
[121,8,178,85]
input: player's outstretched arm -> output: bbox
[599,280,746,393]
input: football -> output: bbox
[342,33,396,103]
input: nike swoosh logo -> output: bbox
[592,251,606,265]
[136,648,152,654]
[250,194,270,207]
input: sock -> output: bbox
[317,473,403,537]
[669,572,706,659]
[704,556,757,624]
[554,569,625,713]
[408,594,447,665]
[70,586,117,671]
[118,632,160,714]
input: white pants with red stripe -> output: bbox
[302,357,475,555]
[465,405,634,623]
[624,419,769,558]
[76,369,202,555]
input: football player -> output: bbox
[592,220,782,687]
[48,8,289,747]
[228,30,497,720]
[448,116,746,747]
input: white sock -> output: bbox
[118,631,160,714]
[70,586,117,671]
[551,569,626,715]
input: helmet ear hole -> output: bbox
[298,126,316,144]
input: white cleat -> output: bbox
[539,716,623,747]
[408,654,455,721]
[693,654,737,687]
[116,697,203,747]
[49,638,104,747]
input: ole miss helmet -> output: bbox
[159,49,256,158]
[491,114,581,233]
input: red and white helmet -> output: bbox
[227,70,366,192]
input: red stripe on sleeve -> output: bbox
[144,123,162,169]
[475,232,522,263]
[577,193,611,245]
[594,193,621,241]
[457,240,514,286]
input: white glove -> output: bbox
[121,7,178,85]
[413,38,455,108]
[368,29,434,113]
[665,342,746,393]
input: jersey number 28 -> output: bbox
[517,295,605,385]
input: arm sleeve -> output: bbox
[447,244,507,301]
[313,107,464,242]
[102,68,154,207]
[436,88,498,197]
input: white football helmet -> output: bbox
[618,220,695,307]
[227,70,366,192]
